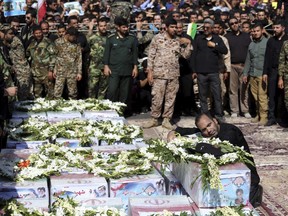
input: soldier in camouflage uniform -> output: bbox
[9,35,32,100]
[278,40,288,111]
[109,0,132,29]
[26,26,56,99]
[0,28,16,94]
[143,18,192,130]
[1,50,17,147]
[53,27,82,99]
[87,18,108,99]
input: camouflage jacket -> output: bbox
[9,37,31,72]
[278,40,288,77]
[54,37,82,75]
[0,48,13,87]
[88,33,107,65]
[148,32,192,79]
[26,37,56,75]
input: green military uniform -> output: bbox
[26,37,56,99]
[54,37,82,99]
[87,32,108,99]
[103,32,138,104]
[278,40,288,109]
[10,37,32,100]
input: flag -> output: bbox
[187,22,197,40]
[37,0,46,23]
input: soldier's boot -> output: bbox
[251,115,259,123]
[143,118,159,129]
[162,118,174,130]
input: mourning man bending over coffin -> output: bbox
[167,113,262,208]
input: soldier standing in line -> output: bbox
[20,8,37,50]
[103,17,138,115]
[9,33,32,100]
[53,27,82,99]
[26,25,56,99]
[278,40,288,130]
[143,18,192,129]
[109,0,132,29]
[0,27,16,92]
[67,15,90,99]
[87,17,108,99]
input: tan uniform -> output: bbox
[148,32,192,119]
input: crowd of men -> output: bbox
[1,0,288,132]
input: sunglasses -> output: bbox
[229,21,238,25]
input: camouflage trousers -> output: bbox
[284,73,288,109]
[151,78,179,119]
[88,66,108,99]
[33,76,54,99]
[110,1,132,29]
[14,65,32,101]
[18,75,32,101]
[54,75,78,99]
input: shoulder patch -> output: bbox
[108,33,116,38]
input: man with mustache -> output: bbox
[167,113,262,208]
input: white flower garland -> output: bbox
[145,136,254,190]
[9,118,143,146]
[0,143,153,181]
[14,98,126,114]
[2,198,126,216]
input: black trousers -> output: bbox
[197,73,223,116]
[267,69,279,120]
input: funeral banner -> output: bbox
[3,0,26,17]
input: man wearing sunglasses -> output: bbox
[191,18,227,123]
[20,8,37,50]
[225,17,251,118]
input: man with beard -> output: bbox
[0,27,17,92]
[20,8,37,49]
[103,17,138,114]
[5,26,32,100]
[243,23,268,125]
[40,21,58,42]
[67,15,89,99]
[9,18,20,37]
[53,27,82,99]
[192,18,227,122]
[143,18,192,129]
[26,25,56,98]
[167,113,262,208]
[87,17,109,99]
[262,20,288,126]
[225,17,251,118]
[174,21,197,117]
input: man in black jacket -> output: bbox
[262,20,288,126]
[191,18,227,122]
[20,8,37,50]
[167,113,262,208]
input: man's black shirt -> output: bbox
[225,31,251,64]
[263,34,288,75]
